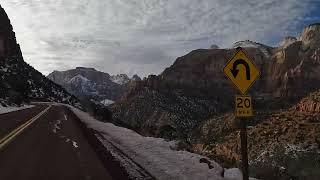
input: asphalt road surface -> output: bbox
[0,104,114,180]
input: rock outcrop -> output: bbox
[299,23,320,51]
[0,6,21,58]
[279,36,297,48]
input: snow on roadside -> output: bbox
[50,113,80,150]
[0,105,35,115]
[69,106,232,180]
[52,120,61,133]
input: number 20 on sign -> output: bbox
[235,96,253,117]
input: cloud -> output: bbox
[1,0,318,77]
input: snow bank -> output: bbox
[224,168,259,180]
[224,168,242,179]
[69,107,241,180]
[0,105,35,115]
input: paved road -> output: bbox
[0,104,114,180]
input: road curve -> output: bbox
[0,104,114,180]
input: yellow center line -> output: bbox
[0,105,52,150]
[0,108,46,144]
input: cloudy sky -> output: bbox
[1,0,320,77]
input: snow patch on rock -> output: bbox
[100,99,114,106]
[110,74,130,85]
[67,74,90,84]
[232,40,272,57]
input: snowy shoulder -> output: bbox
[0,105,35,115]
[68,106,253,180]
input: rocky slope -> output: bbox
[196,89,320,179]
[0,5,80,107]
[47,67,141,105]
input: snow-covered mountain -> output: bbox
[47,67,141,105]
[232,40,273,57]
[110,74,130,85]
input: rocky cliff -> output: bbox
[0,5,80,107]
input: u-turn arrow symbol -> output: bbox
[230,59,251,80]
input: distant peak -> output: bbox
[232,40,270,49]
[110,74,130,85]
[231,40,272,57]
[132,74,142,81]
[75,67,96,71]
[210,44,219,49]
[118,73,129,77]
[233,40,256,46]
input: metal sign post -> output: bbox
[240,119,249,180]
[223,47,260,180]
[236,96,252,180]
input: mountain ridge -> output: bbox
[47,67,141,104]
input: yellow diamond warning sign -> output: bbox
[223,47,260,94]
[235,95,253,117]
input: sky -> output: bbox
[1,0,320,77]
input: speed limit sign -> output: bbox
[235,95,253,117]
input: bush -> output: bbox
[8,90,23,106]
[250,145,320,180]
[158,125,177,140]
[176,138,193,151]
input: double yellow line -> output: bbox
[0,105,52,150]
